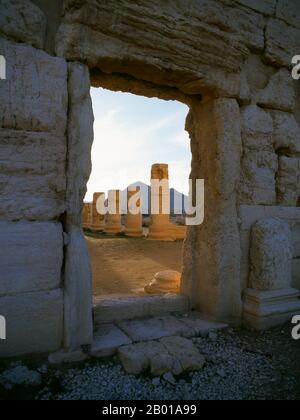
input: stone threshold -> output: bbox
[91,312,228,358]
[93,293,190,325]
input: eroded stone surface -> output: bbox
[117,314,227,343]
[93,294,190,325]
[145,271,181,294]
[0,38,68,134]
[236,0,276,15]
[0,129,66,220]
[118,315,189,343]
[243,288,300,330]
[48,349,87,365]
[1,0,300,359]
[63,62,94,350]
[181,98,242,319]
[0,221,63,296]
[0,289,63,357]
[104,190,123,235]
[270,111,300,154]
[256,69,296,112]
[91,324,132,358]
[250,218,293,290]
[265,18,300,67]
[118,336,205,376]
[292,259,300,290]
[276,0,300,29]
[0,0,46,49]
[240,105,277,205]
[56,0,262,96]
[277,156,300,206]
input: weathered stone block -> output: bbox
[117,315,189,343]
[0,0,46,49]
[0,38,68,134]
[63,227,93,350]
[30,0,64,54]
[0,129,66,220]
[240,150,278,205]
[63,62,94,351]
[239,205,268,231]
[66,62,94,225]
[93,294,189,325]
[48,349,87,364]
[249,218,293,290]
[292,259,300,290]
[276,0,300,29]
[256,69,296,112]
[181,98,242,319]
[241,105,273,135]
[118,336,205,376]
[116,314,226,343]
[265,18,300,67]
[270,111,300,154]
[235,0,276,15]
[240,105,278,205]
[56,0,269,96]
[243,288,300,330]
[0,221,63,296]
[239,54,277,105]
[291,222,300,258]
[90,324,132,358]
[277,156,300,206]
[239,205,300,294]
[0,289,63,357]
[263,205,300,221]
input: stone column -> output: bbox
[148,164,174,241]
[82,203,92,229]
[104,190,123,234]
[81,203,89,228]
[124,187,143,237]
[180,98,242,320]
[91,192,105,232]
[243,218,300,329]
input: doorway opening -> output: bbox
[83,85,191,306]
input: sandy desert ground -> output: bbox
[85,232,183,296]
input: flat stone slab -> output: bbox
[93,294,189,325]
[117,313,227,343]
[178,313,228,337]
[117,315,189,342]
[91,324,132,357]
[118,336,205,376]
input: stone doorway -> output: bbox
[1,0,299,362]
[85,83,192,323]
[63,65,242,352]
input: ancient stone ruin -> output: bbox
[124,187,144,238]
[0,0,300,359]
[83,163,187,240]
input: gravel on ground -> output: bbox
[0,323,299,400]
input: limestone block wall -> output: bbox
[239,205,300,292]
[0,0,300,356]
[55,0,300,321]
[0,2,68,357]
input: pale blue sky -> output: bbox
[85,88,191,201]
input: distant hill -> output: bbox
[120,182,150,214]
[121,182,187,215]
